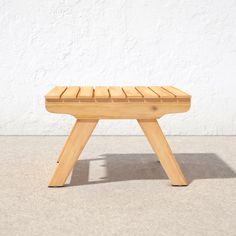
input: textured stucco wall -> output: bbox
[0,0,236,135]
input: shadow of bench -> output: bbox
[68,153,236,186]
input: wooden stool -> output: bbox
[45,86,191,187]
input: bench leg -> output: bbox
[49,119,98,187]
[57,121,78,163]
[138,119,187,186]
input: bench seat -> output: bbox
[45,86,191,119]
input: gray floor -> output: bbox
[0,136,236,236]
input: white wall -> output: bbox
[0,0,236,135]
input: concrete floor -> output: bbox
[0,136,236,236]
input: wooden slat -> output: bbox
[94,87,110,102]
[45,86,67,101]
[149,86,176,101]
[162,86,191,99]
[122,87,143,102]
[136,86,160,102]
[77,87,94,102]
[45,86,190,103]
[109,87,127,102]
[162,86,191,102]
[61,86,80,101]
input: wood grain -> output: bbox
[61,86,80,101]
[162,86,191,102]
[94,86,110,102]
[122,86,143,102]
[109,87,127,102]
[136,86,160,102]
[138,119,187,186]
[46,101,190,119]
[149,86,175,101]
[49,119,98,187]
[77,87,94,102]
[45,86,67,101]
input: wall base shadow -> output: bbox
[68,153,236,186]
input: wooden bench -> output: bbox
[45,86,191,187]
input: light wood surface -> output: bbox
[61,86,80,101]
[138,119,187,186]
[45,86,67,101]
[56,121,78,163]
[77,86,94,102]
[108,87,127,102]
[45,86,191,103]
[122,87,143,102]
[149,86,175,101]
[163,86,190,98]
[49,119,98,187]
[162,86,191,102]
[136,86,160,102]
[94,86,110,102]
[46,101,190,119]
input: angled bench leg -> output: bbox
[138,119,187,186]
[49,119,98,187]
[57,121,78,163]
